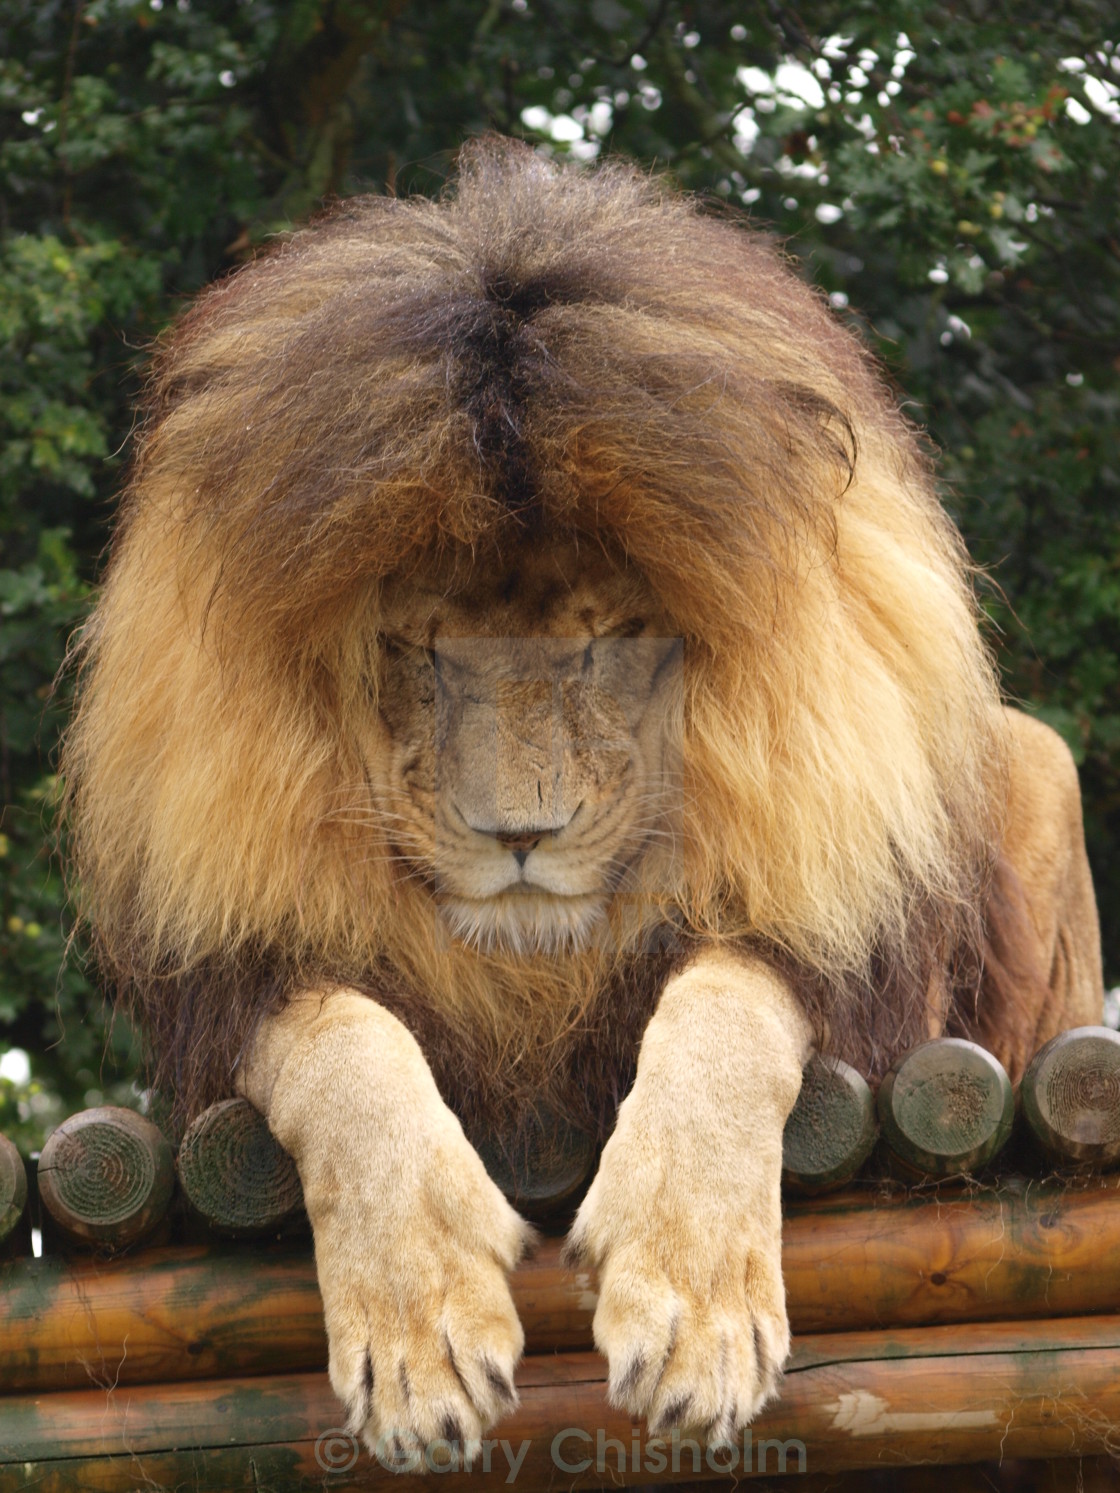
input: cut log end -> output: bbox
[0,1133,27,1243]
[1021,1026,1120,1166]
[878,1038,1014,1176]
[177,1098,303,1234]
[783,1054,878,1192]
[471,1105,597,1223]
[37,1106,174,1248]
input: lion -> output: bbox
[62,139,1102,1456]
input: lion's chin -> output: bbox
[437,890,608,956]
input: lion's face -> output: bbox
[370,541,682,954]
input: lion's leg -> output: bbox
[976,708,1104,1079]
[237,989,533,1462]
[567,948,811,1437]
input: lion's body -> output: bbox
[63,141,1102,1452]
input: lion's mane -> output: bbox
[63,139,1005,1132]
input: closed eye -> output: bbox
[382,635,434,663]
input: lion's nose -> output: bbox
[495,830,545,858]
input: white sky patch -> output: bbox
[816,202,844,223]
[0,1047,30,1085]
[522,98,612,155]
[1084,73,1120,120]
[774,61,825,108]
[740,65,774,96]
[1059,55,1120,122]
[739,61,825,111]
[521,107,583,141]
[729,35,915,168]
[576,99,614,135]
[777,155,823,179]
[733,107,760,153]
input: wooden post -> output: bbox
[877,1038,1014,1176]
[782,1054,878,1192]
[470,1104,597,1223]
[36,1106,174,1249]
[0,1133,28,1256]
[177,1098,304,1234]
[1020,1025,1120,1168]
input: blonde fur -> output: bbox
[61,137,1104,1452]
[63,141,1007,1119]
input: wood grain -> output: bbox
[36,1106,174,1249]
[3,1317,1119,1489]
[5,1177,1120,1393]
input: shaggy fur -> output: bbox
[63,139,1009,1131]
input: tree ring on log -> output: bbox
[37,1106,174,1247]
[177,1098,304,1234]
[1021,1025,1120,1167]
[877,1038,1013,1176]
[783,1053,879,1191]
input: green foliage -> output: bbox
[1,0,1116,1145]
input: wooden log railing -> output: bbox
[6,1177,1120,1394]
[3,1028,1120,1491]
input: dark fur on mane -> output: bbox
[64,138,1006,1130]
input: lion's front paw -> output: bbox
[578,1235,789,1439]
[311,1132,533,1466]
[567,1131,789,1439]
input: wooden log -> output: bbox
[0,1132,28,1250]
[878,1038,1014,1175]
[177,1098,304,1234]
[2,1316,1119,1489]
[782,1054,878,1192]
[1020,1025,1120,1168]
[764,1464,1120,1493]
[36,1106,175,1249]
[470,1104,597,1223]
[5,1176,1120,1393]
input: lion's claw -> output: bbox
[586,1250,789,1437]
[308,1112,532,1467]
[567,988,796,1443]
